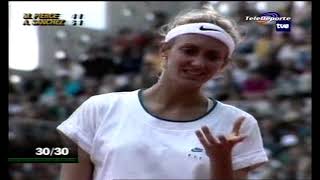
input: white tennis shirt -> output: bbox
[57,89,268,180]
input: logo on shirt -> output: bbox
[188,147,205,160]
[191,147,204,152]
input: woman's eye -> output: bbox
[208,55,220,61]
[206,53,224,62]
[209,58,225,64]
[182,48,196,55]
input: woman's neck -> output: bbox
[143,78,207,109]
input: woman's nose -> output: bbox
[190,56,206,68]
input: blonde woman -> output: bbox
[57,5,268,180]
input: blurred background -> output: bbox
[9,1,311,180]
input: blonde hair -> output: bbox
[159,4,241,46]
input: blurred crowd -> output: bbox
[9,3,311,180]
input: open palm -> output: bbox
[195,116,247,160]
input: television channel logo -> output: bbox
[275,20,291,32]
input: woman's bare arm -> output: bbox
[60,146,94,180]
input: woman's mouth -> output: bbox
[182,69,206,78]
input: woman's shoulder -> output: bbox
[85,89,140,106]
[215,100,257,124]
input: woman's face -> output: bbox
[162,34,229,88]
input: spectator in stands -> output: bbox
[242,70,272,99]
[54,57,85,81]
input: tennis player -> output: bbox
[57,5,268,180]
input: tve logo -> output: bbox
[276,20,291,32]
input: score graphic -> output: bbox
[72,14,84,26]
[23,13,66,26]
[22,13,85,26]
